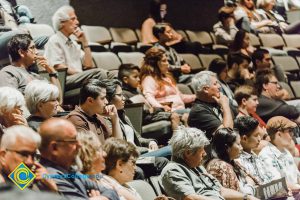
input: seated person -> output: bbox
[39,118,119,200]
[255,69,300,123]
[76,132,169,200]
[152,23,193,83]
[0,125,57,192]
[260,116,300,191]
[161,127,258,200]
[188,71,233,139]
[208,58,238,115]
[44,6,114,91]
[0,87,27,129]
[66,79,123,145]
[206,128,256,195]
[103,138,169,200]
[234,116,275,185]
[213,6,239,46]
[140,47,195,113]
[229,30,256,57]
[226,52,254,92]
[0,34,61,95]
[25,80,59,131]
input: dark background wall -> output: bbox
[70,0,224,31]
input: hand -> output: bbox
[163,105,171,112]
[35,55,56,74]
[212,93,229,108]
[89,189,109,200]
[181,113,189,127]
[11,113,28,126]
[247,195,260,200]
[73,27,87,44]
[180,64,191,74]
[33,162,57,192]
[148,141,158,151]
[170,112,180,130]
[102,105,118,120]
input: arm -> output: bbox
[213,94,233,129]
[141,76,164,108]
[74,28,93,70]
[183,194,214,200]
[141,18,157,44]
[103,105,123,139]
[220,187,259,200]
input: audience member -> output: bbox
[140,47,195,113]
[0,125,57,191]
[227,52,254,92]
[208,58,238,115]
[44,5,113,91]
[234,116,275,185]
[161,127,258,200]
[214,6,239,46]
[25,80,59,131]
[104,138,169,200]
[188,71,233,139]
[255,69,300,123]
[260,116,300,191]
[39,118,119,200]
[152,23,193,83]
[0,87,27,129]
[206,128,256,195]
[66,79,122,145]
[0,34,61,95]
[230,30,256,57]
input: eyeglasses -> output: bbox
[6,149,41,161]
[27,45,36,53]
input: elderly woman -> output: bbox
[0,86,27,130]
[206,128,257,196]
[161,127,259,200]
[103,138,169,200]
[140,47,195,113]
[24,80,59,131]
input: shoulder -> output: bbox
[142,18,156,28]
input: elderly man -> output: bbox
[259,116,300,191]
[0,34,61,95]
[44,6,112,91]
[188,71,233,139]
[161,127,258,200]
[0,125,57,191]
[39,118,119,200]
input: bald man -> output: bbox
[39,118,119,200]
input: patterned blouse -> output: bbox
[206,159,240,191]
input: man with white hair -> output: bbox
[0,125,57,191]
[161,127,258,200]
[45,5,112,91]
[188,71,233,139]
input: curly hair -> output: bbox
[140,47,175,90]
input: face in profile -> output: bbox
[228,134,243,160]
[244,95,259,113]
[241,126,261,151]
[111,85,125,110]
[124,69,140,89]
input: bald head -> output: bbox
[39,118,77,152]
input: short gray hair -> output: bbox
[0,87,25,115]
[0,125,41,149]
[170,127,209,160]
[52,5,74,31]
[24,80,59,114]
[191,71,216,92]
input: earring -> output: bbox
[120,170,123,173]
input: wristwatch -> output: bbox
[243,194,248,200]
[49,72,58,78]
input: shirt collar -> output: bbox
[57,31,73,46]
[266,143,288,159]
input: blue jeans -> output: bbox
[140,145,172,158]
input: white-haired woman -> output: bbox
[0,86,27,130]
[25,80,59,131]
[161,127,259,200]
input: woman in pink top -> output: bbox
[140,47,195,113]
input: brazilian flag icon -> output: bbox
[8,162,36,190]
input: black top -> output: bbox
[188,99,223,140]
[27,115,44,131]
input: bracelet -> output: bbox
[49,72,58,78]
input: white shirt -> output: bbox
[44,31,84,73]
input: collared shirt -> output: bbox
[259,143,300,184]
[161,158,224,200]
[235,151,274,184]
[44,31,84,73]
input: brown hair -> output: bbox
[234,85,258,105]
[140,47,175,90]
[103,138,139,173]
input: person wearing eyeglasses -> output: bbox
[255,69,300,123]
[0,34,61,97]
[0,125,57,192]
[161,127,259,200]
[39,118,120,200]
[259,116,300,194]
